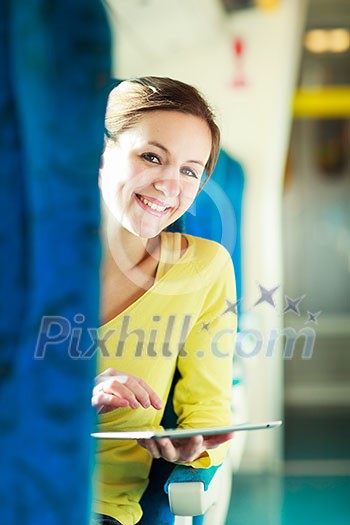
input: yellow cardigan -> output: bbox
[94,233,237,525]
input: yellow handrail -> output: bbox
[293,86,350,118]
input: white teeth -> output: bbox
[139,196,168,212]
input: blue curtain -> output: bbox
[0,1,111,524]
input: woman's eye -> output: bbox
[141,153,160,164]
[181,167,198,179]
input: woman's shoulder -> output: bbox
[183,233,232,261]
[181,234,233,282]
[160,231,233,276]
[156,232,235,295]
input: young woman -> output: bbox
[92,77,237,525]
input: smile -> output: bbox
[136,194,171,213]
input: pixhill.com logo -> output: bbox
[34,282,321,361]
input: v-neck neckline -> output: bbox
[100,233,193,329]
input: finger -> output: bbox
[154,438,178,462]
[123,377,154,409]
[171,435,204,450]
[93,381,132,407]
[180,435,205,462]
[203,432,234,449]
[105,379,143,409]
[133,378,163,410]
[118,376,163,410]
[92,392,129,413]
[165,436,204,463]
[138,439,162,459]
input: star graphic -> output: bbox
[305,311,322,325]
[283,294,306,316]
[222,298,240,316]
[253,284,280,308]
[200,321,211,332]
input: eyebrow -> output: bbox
[147,141,205,167]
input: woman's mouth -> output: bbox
[135,194,171,214]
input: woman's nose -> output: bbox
[153,169,180,197]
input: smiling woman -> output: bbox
[100,110,211,239]
[92,77,237,525]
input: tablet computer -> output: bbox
[91,420,282,440]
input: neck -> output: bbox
[101,211,160,276]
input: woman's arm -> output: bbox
[139,245,236,464]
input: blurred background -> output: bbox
[103,0,350,523]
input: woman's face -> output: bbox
[99,110,212,239]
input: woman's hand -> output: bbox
[137,432,233,463]
[92,368,163,414]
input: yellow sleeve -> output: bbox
[173,247,237,467]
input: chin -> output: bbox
[134,218,168,239]
[127,222,163,240]
[138,228,162,240]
